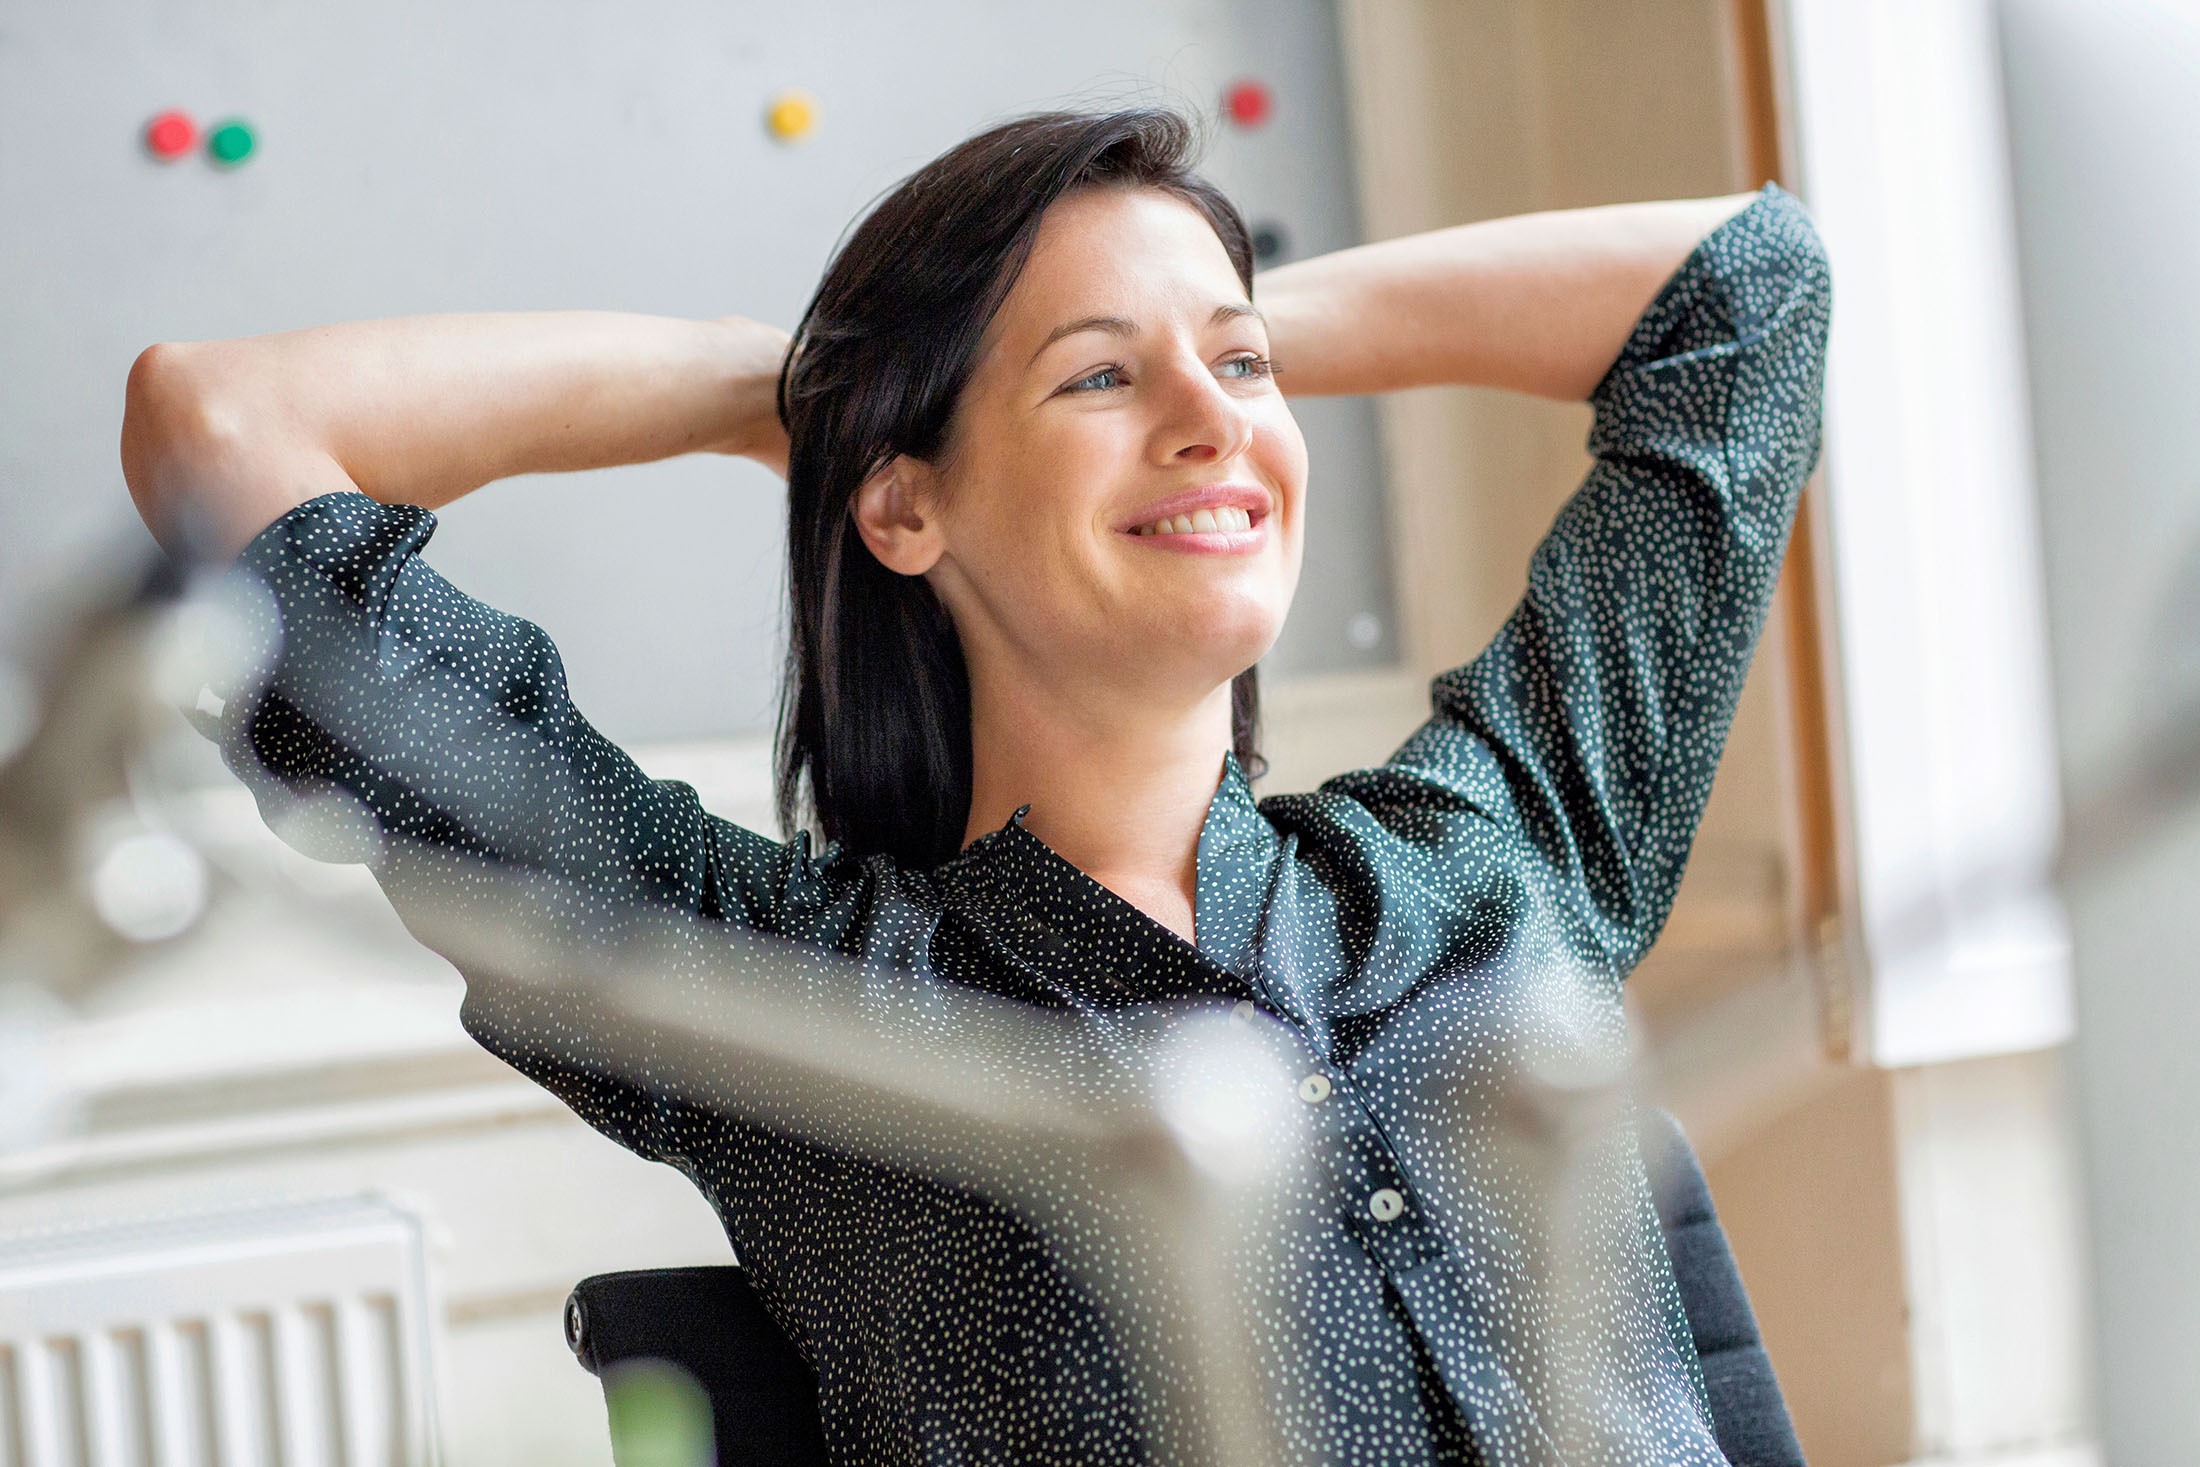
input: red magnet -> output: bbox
[1223,79,1272,129]
[144,109,198,160]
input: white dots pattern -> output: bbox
[204,185,1829,1466]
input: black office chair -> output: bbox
[566,1110,1804,1467]
[1637,1107,1807,1467]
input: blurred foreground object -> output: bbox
[10,516,2183,1461]
[0,543,1314,1466]
[0,549,282,996]
[0,544,1778,1465]
[0,551,263,1151]
[603,1359,715,1467]
[1998,0,2200,1462]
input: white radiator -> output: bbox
[0,1197,442,1467]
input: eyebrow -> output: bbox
[1027,302,1266,368]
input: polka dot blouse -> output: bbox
[205,184,1830,1466]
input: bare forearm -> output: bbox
[1256,193,1759,402]
[122,311,788,558]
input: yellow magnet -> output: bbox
[766,90,818,143]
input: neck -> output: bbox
[962,670,1234,944]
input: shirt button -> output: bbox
[1296,1074,1331,1104]
[1230,1000,1257,1024]
[1367,1188,1406,1223]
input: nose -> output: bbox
[1154,350,1256,467]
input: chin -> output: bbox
[1176,597,1287,676]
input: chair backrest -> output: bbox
[567,1109,1805,1467]
[1637,1107,1807,1467]
[566,1265,829,1467]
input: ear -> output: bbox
[851,454,946,576]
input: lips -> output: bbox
[1115,482,1273,537]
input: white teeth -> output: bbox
[1133,505,1257,536]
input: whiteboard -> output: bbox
[0,0,1397,742]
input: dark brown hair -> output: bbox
[774,107,1263,868]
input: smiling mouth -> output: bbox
[1129,506,1256,536]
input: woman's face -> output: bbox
[858,184,1306,723]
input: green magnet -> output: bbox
[207,120,256,166]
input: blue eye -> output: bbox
[1068,355,1274,394]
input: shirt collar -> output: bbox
[936,750,1281,1004]
[1194,750,1286,975]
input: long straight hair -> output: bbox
[774,108,1264,869]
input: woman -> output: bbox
[123,109,1828,1466]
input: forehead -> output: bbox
[990,186,1247,343]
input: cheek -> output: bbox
[981,427,1132,560]
[941,451,1121,623]
[1258,423,1311,560]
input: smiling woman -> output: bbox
[119,103,1826,1466]
[776,114,1298,885]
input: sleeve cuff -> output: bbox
[1589,184,1825,397]
[235,489,440,622]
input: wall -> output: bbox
[0,0,1397,742]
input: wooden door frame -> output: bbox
[1726,0,1856,1059]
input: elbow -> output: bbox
[121,342,259,558]
[123,343,211,538]
[123,342,206,486]
[1758,190,1835,322]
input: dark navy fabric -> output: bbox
[204,184,1830,1466]
[569,1106,1806,1467]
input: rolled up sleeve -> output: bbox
[1384,183,1832,969]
